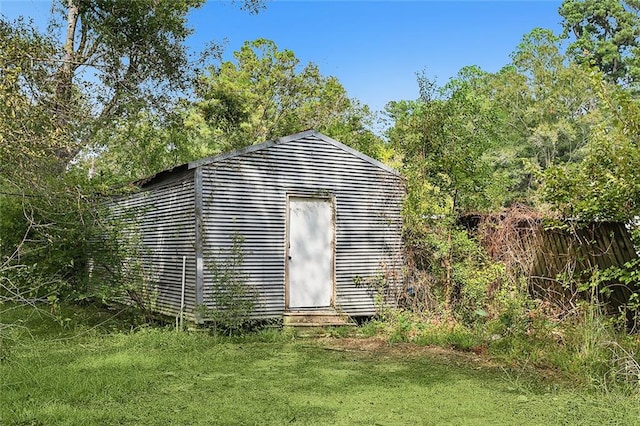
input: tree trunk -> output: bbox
[53,0,79,163]
[444,189,458,311]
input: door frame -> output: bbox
[284,193,336,310]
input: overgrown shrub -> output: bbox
[385,203,640,390]
[402,216,512,327]
[84,200,162,320]
[0,173,97,305]
[200,233,258,335]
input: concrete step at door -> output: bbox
[283,310,355,327]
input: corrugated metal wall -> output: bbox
[200,134,404,317]
[107,172,197,318]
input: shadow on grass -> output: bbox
[2,304,640,425]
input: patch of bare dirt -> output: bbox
[313,336,501,370]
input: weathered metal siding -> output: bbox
[200,134,404,317]
[108,172,197,318]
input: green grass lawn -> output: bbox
[2,306,640,425]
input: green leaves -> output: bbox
[189,39,384,158]
[0,18,64,176]
[560,0,640,86]
[0,0,254,304]
[541,79,640,221]
[387,69,500,216]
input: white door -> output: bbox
[288,197,334,309]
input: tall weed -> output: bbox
[199,233,258,335]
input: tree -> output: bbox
[86,110,191,183]
[1,0,211,293]
[0,0,265,305]
[188,39,385,159]
[386,68,503,310]
[560,0,640,86]
[0,18,62,180]
[385,31,614,313]
[541,77,640,222]
[47,0,209,164]
[467,29,603,206]
[387,67,500,216]
[0,18,83,284]
[2,0,266,168]
[507,29,597,165]
[386,30,600,218]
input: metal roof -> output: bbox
[134,130,401,189]
[187,130,402,177]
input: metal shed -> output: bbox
[105,130,405,322]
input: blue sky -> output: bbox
[1,0,564,112]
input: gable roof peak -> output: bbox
[188,130,400,177]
